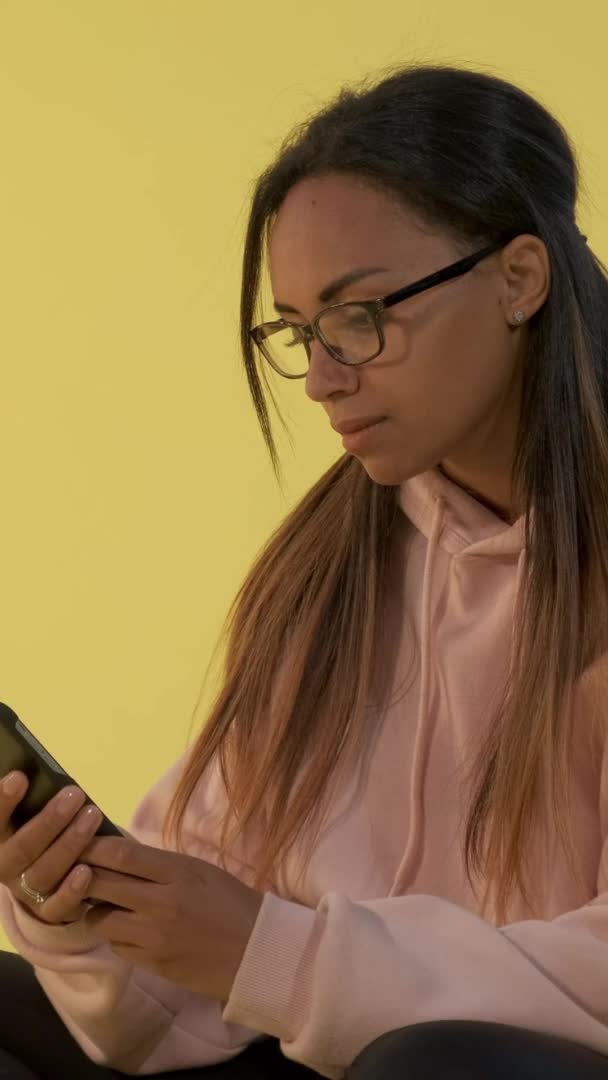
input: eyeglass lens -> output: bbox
[259,304,381,377]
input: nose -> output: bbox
[304,338,358,404]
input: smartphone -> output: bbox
[0,703,124,837]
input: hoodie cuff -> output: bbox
[222,890,325,1041]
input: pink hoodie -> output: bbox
[2,464,608,1079]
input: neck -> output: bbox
[437,462,517,525]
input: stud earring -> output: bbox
[513,310,526,324]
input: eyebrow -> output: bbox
[273,266,391,314]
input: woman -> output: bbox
[1,62,608,1079]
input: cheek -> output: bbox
[397,297,509,408]
[355,297,515,485]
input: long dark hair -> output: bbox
[162,63,608,922]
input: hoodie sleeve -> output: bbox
[220,674,608,1079]
[0,751,272,1076]
[223,880,608,1079]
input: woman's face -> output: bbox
[267,172,549,509]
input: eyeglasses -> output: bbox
[250,239,512,379]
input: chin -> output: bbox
[355,455,419,487]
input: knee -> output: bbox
[347,1019,608,1080]
[346,1019,506,1079]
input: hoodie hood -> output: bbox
[397,465,527,560]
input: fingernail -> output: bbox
[2,772,24,796]
[56,787,85,817]
[71,865,92,892]
[75,806,102,834]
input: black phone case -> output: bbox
[0,702,125,841]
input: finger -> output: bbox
[21,862,95,925]
[1,775,98,925]
[1,785,87,882]
[19,804,103,902]
[0,772,30,842]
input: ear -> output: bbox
[498,234,551,324]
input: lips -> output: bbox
[333,415,387,435]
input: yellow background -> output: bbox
[0,2,606,951]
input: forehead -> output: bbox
[268,174,439,292]
[270,175,419,259]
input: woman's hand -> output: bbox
[0,771,105,925]
[79,834,265,1004]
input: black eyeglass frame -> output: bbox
[250,238,514,379]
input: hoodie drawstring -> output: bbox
[388,494,446,897]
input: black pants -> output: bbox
[2,951,608,1079]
